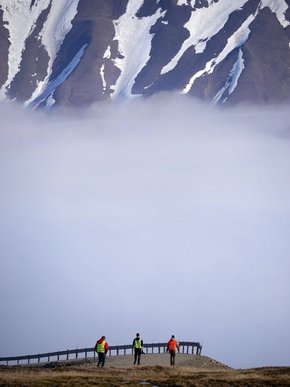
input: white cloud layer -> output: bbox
[0,96,290,368]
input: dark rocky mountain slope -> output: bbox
[0,0,289,108]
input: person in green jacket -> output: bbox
[132,333,144,365]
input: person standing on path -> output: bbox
[95,336,109,367]
[132,333,144,365]
[166,335,179,366]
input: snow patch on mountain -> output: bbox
[100,63,106,92]
[28,0,80,103]
[40,0,80,70]
[0,0,79,102]
[45,93,56,109]
[182,12,255,94]
[161,0,248,75]
[261,0,290,28]
[111,0,165,98]
[0,0,51,97]
[214,48,245,103]
[30,43,87,108]
[103,46,111,59]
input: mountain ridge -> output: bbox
[0,0,290,108]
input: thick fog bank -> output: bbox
[0,96,290,368]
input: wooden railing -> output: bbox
[0,341,202,366]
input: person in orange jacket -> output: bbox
[95,336,109,367]
[166,335,179,366]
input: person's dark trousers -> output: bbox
[134,348,142,365]
[97,352,106,367]
[169,350,176,366]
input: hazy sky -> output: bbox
[0,95,290,368]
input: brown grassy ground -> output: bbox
[1,355,290,386]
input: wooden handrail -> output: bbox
[0,341,202,366]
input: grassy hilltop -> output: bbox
[1,354,290,386]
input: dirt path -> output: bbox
[103,353,230,369]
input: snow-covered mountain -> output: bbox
[0,0,290,108]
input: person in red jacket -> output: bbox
[166,335,179,366]
[95,336,109,367]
